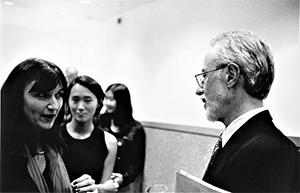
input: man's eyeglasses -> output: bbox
[195,64,228,88]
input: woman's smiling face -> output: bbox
[104,90,117,113]
[23,81,64,130]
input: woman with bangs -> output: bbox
[1,58,96,193]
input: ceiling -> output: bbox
[2,0,155,22]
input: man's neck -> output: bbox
[223,97,264,127]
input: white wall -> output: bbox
[1,1,299,136]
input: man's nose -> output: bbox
[195,87,204,96]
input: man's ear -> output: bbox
[226,63,241,87]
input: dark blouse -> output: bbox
[98,118,146,188]
[61,126,108,183]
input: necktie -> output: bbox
[203,134,222,177]
[208,134,222,166]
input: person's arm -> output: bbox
[72,175,119,193]
[94,131,118,193]
[101,131,118,182]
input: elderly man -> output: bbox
[196,29,299,192]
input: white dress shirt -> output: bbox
[221,107,267,148]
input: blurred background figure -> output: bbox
[63,66,79,124]
[1,58,73,192]
[65,66,78,85]
[61,75,119,192]
[96,83,146,193]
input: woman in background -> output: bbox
[1,58,81,192]
[61,75,119,192]
[97,83,146,193]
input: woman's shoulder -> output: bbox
[130,120,144,132]
[92,127,114,141]
[103,130,118,146]
[124,120,145,139]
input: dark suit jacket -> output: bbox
[203,110,300,193]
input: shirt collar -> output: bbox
[221,107,267,148]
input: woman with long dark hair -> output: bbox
[1,58,73,192]
[97,83,146,193]
[1,58,96,193]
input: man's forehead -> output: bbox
[203,47,220,69]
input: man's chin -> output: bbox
[206,112,218,122]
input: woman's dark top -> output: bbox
[61,126,108,183]
[1,145,70,192]
[98,116,146,188]
[1,150,48,192]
